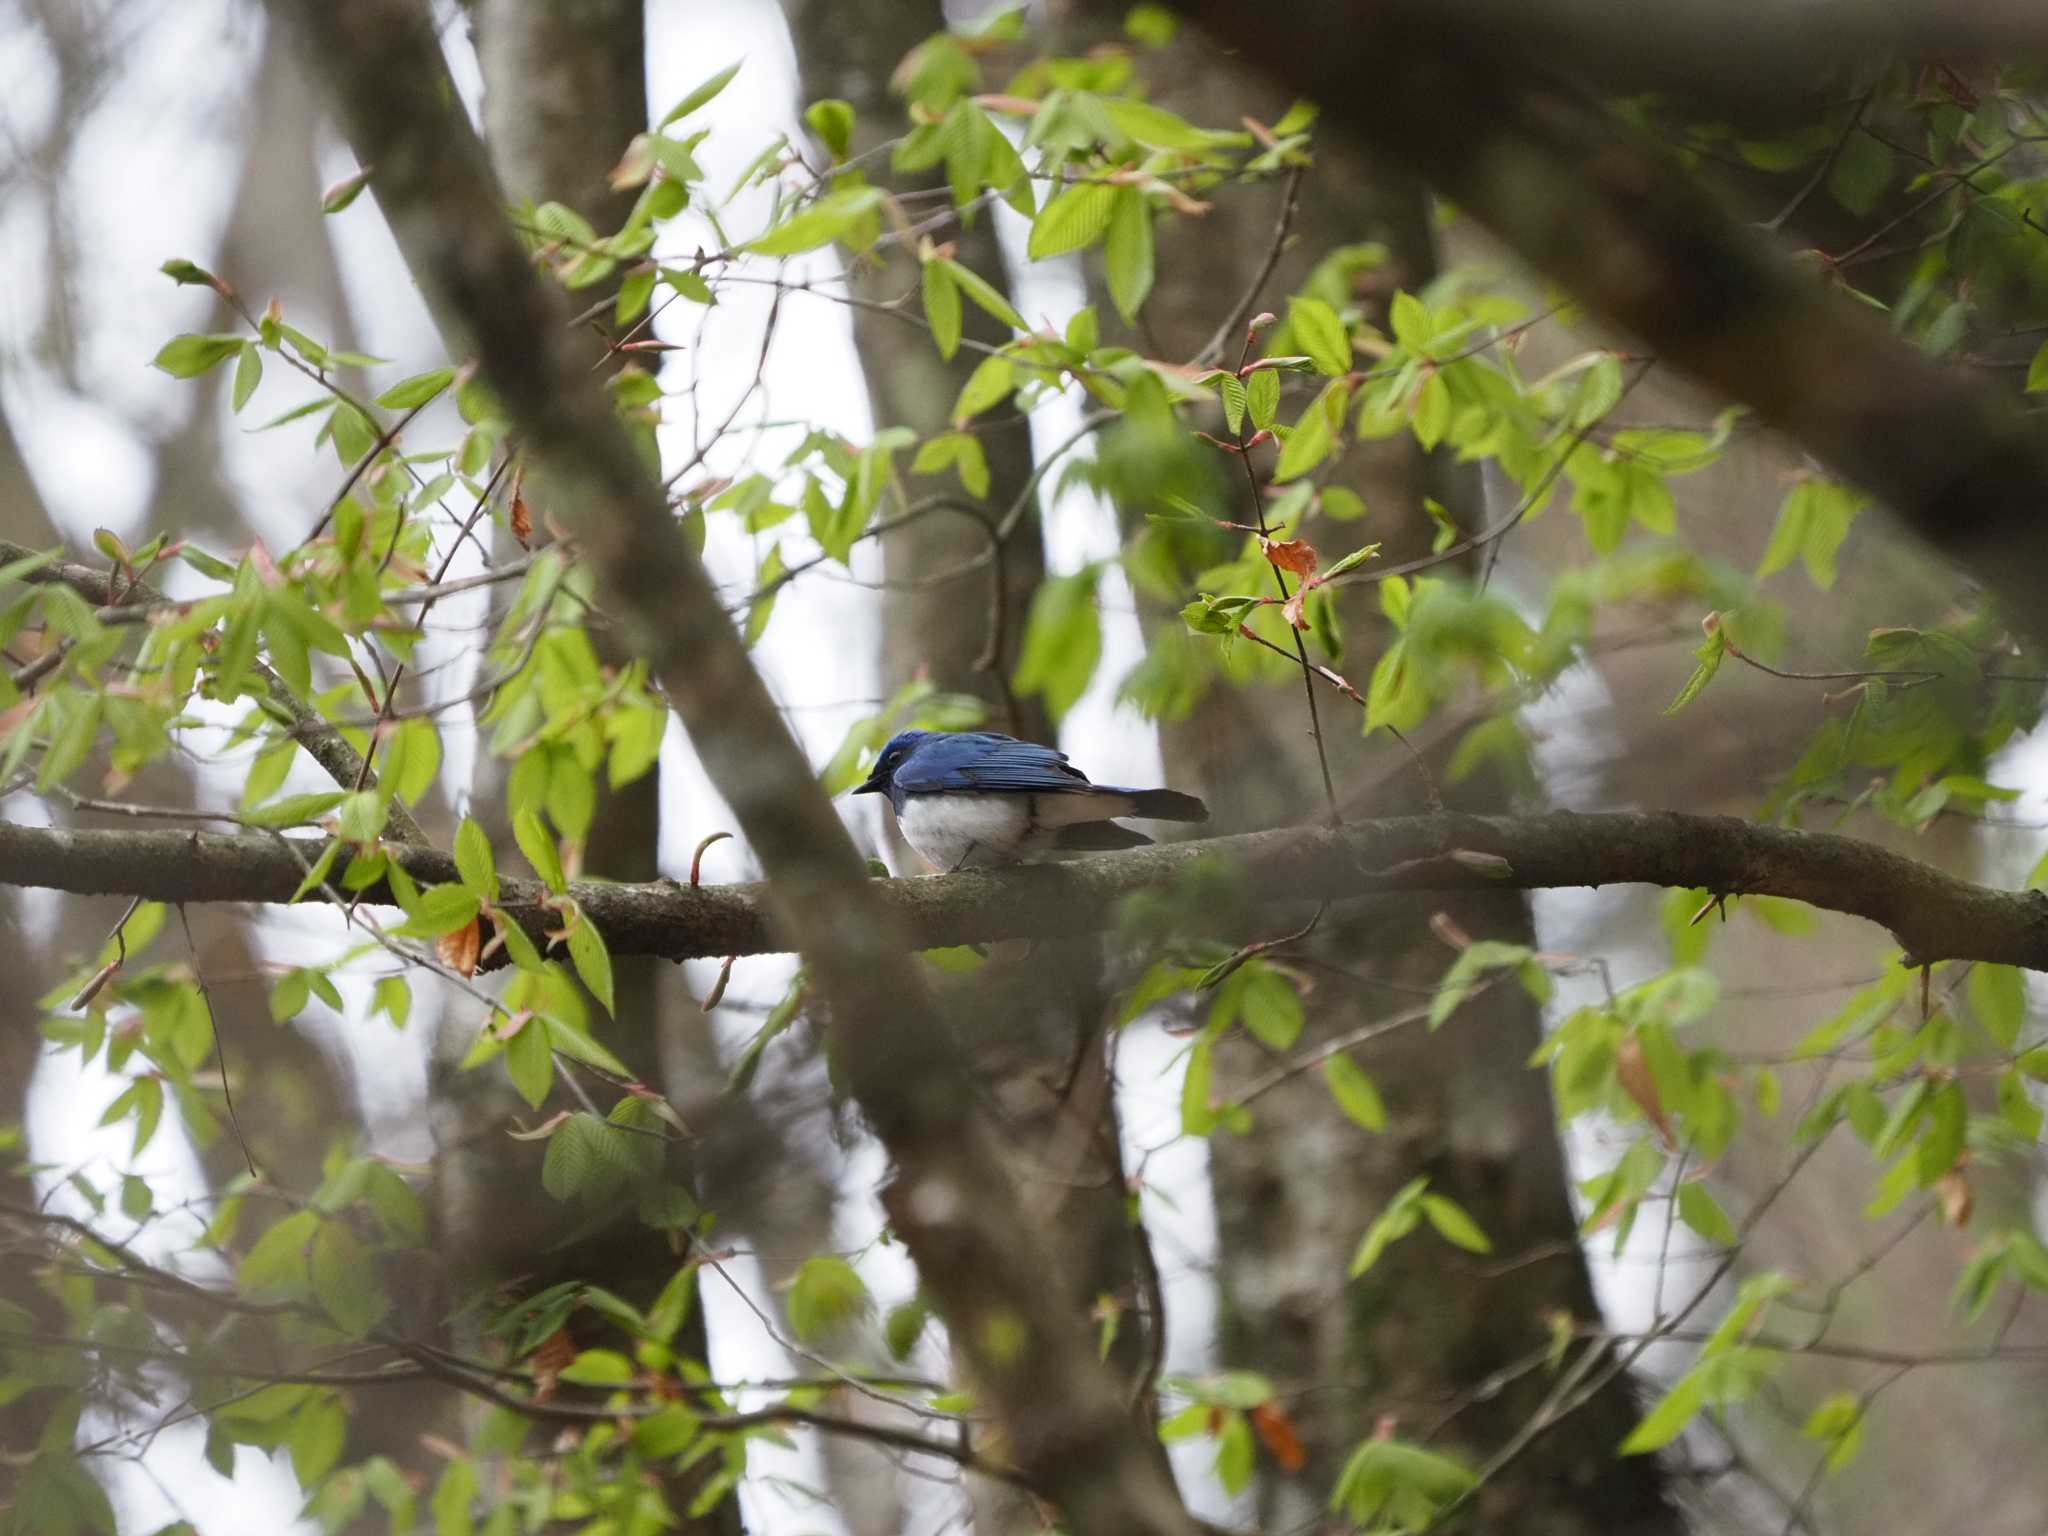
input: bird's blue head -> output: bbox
[852,729,933,803]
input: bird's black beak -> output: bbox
[851,769,884,796]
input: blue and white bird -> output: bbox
[853,729,1209,872]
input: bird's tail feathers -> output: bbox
[1128,788,1208,823]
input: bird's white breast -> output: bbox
[895,793,1034,871]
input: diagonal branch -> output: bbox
[5,809,2046,974]
[259,4,1199,1533]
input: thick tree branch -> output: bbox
[1145,0,2048,644]
[6,810,2045,973]
[261,4,1198,1533]
[1265,2,2048,102]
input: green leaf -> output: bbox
[312,1219,387,1335]
[805,98,855,160]
[1411,370,1450,450]
[538,1111,646,1202]
[390,884,480,940]
[1420,1194,1491,1253]
[1323,1053,1386,1131]
[1288,297,1352,376]
[270,969,312,1023]
[375,368,455,410]
[1388,291,1432,354]
[1828,130,1894,216]
[152,334,244,379]
[951,352,1015,425]
[1349,1176,1427,1276]
[240,1208,318,1299]
[241,790,348,829]
[567,912,616,1017]
[943,260,1027,332]
[1664,626,1726,715]
[1104,187,1156,322]
[2028,341,2048,394]
[1758,479,1863,589]
[786,1255,872,1342]
[453,816,499,902]
[504,1018,554,1110]
[514,807,567,893]
[231,343,263,412]
[922,259,963,361]
[1247,368,1280,430]
[661,60,743,127]
[1275,379,1351,482]
[1677,1181,1736,1244]
[287,1395,348,1487]
[1619,1367,1708,1453]
[290,839,343,903]
[747,185,881,256]
[160,258,220,288]
[431,1459,478,1536]
[374,975,412,1031]
[1013,566,1102,722]
[37,695,101,792]
[1968,963,2027,1050]
[911,432,991,500]
[745,543,787,647]
[1026,180,1116,261]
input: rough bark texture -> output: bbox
[9,808,2045,980]
[266,5,1201,1532]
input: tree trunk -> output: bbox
[1062,18,1679,1530]
[447,9,737,1531]
[782,6,1161,1531]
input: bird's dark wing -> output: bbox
[893,732,1094,794]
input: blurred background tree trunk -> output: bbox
[444,6,739,1530]
[1054,13,1680,1530]
[783,5,1162,1531]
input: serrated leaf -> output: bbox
[747,185,881,256]
[453,816,498,902]
[1289,297,1351,376]
[922,259,963,360]
[1247,368,1280,430]
[567,912,615,1017]
[1104,187,1156,322]
[1026,179,1115,261]
[943,260,1026,332]
[391,884,480,940]
[514,807,567,892]
[505,1017,554,1110]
